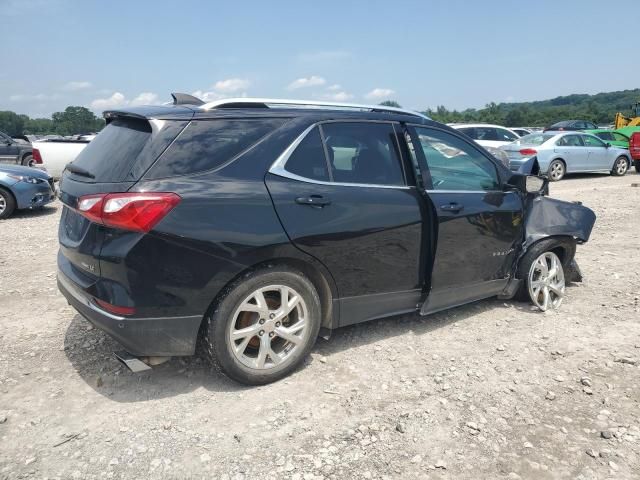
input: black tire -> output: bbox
[547,159,565,182]
[515,238,573,302]
[0,187,16,219]
[204,265,321,385]
[611,156,629,176]
[635,160,640,174]
[21,154,34,167]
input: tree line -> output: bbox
[0,106,105,136]
[387,88,640,127]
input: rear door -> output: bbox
[406,125,524,313]
[266,121,425,325]
[554,134,585,171]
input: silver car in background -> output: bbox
[500,131,631,181]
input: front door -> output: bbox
[581,134,610,170]
[266,121,425,326]
[554,134,586,172]
[407,125,524,314]
[0,133,18,164]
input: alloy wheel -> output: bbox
[0,195,6,215]
[549,162,564,181]
[227,285,309,370]
[615,158,628,175]
[528,251,565,311]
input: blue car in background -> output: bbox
[0,164,56,219]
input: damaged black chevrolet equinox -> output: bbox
[57,95,596,384]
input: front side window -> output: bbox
[473,127,499,141]
[413,127,500,191]
[284,127,329,181]
[612,132,629,142]
[595,132,613,141]
[582,135,606,147]
[556,135,583,147]
[458,127,476,139]
[321,122,405,186]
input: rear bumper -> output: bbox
[57,269,202,356]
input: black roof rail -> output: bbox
[171,92,205,106]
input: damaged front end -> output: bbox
[499,159,596,306]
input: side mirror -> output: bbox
[506,173,548,194]
[605,142,611,148]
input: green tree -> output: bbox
[0,111,26,136]
[379,100,402,108]
[51,106,104,135]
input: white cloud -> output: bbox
[213,78,250,93]
[131,92,159,106]
[90,92,127,110]
[365,88,396,100]
[90,91,160,110]
[63,81,92,91]
[287,76,326,90]
[322,91,354,102]
[327,84,342,91]
[191,90,224,102]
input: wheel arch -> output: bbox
[521,235,576,274]
[199,256,338,341]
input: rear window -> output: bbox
[146,119,284,178]
[513,133,555,146]
[71,118,151,182]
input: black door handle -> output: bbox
[295,195,331,207]
[440,202,463,213]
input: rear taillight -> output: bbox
[32,148,43,164]
[94,298,135,316]
[519,148,538,156]
[77,192,181,232]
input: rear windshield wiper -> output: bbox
[65,163,95,179]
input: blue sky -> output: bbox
[1,0,638,117]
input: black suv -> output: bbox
[57,95,596,384]
[0,130,34,166]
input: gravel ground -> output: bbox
[1,173,639,480]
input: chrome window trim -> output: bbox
[268,120,411,190]
[425,189,506,194]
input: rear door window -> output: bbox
[556,135,584,147]
[70,118,152,182]
[458,127,476,139]
[595,132,613,141]
[284,127,329,181]
[474,127,499,141]
[496,128,518,142]
[147,118,285,178]
[321,122,405,186]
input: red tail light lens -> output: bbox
[94,298,135,316]
[32,148,43,164]
[519,148,538,156]
[76,192,181,232]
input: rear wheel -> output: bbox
[611,156,628,176]
[21,154,34,167]
[204,266,321,385]
[634,160,640,174]
[0,188,16,219]
[548,159,565,181]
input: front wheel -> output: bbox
[611,156,628,176]
[517,240,568,311]
[548,159,565,182]
[0,188,16,219]
[204,266,321,385]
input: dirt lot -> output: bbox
[1,173,639,480]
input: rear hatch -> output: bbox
[58,111,190,284]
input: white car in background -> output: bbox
[512,127,533,137]
[32,138,92,179]
[450,123,520,149]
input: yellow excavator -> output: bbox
[614,102,640,128]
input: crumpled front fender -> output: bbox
[524,195,596,247]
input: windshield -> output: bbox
[512,133,555,146]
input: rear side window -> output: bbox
[285,127,329,181]
[595,132,613,141]
[147,119,284,178]
[556,135,583,147]
[322,122,404,185]
[458,127,476,139]
[71,118,151,182]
